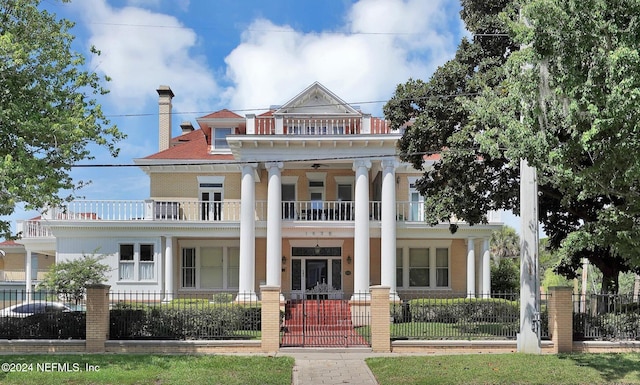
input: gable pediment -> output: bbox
[275,82,361,116]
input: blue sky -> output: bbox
[4,0,521,234]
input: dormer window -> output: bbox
[213,127,232,149]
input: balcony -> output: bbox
[17,200,502,238]
[251,117,392,135]
[0,269,49,282]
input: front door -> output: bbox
[291,257,342,299]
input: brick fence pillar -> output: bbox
[548,286,573,353]
[370,286,391,352]
[260,285,281,353]
[86,284,110,353]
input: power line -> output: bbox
[105,92,482,119]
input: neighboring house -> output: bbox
[17,82,501,301]
[0,239,53,293]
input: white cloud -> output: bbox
[75,0,217,115]
[223,0,462,116]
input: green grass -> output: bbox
[390,321,518,339]
[367,353,640,385]
[0,354,293,385]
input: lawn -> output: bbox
[367,353,640,385]
[0,354,293,385]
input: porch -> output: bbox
[17,199,502,233]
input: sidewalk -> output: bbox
[278,348,394,385]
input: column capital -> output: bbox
[353,159,372,171]
[265,161,284,171]
[381,158,399,171]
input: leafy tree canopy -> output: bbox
[38,254,110,304]
[0,0,125,237]
[385,0,640,293]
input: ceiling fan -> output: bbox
[310,163,329,170]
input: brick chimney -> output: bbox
[156,85,174,152]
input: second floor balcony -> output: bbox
[18,200,502,238]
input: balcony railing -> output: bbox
[252,117,392,135]
[0,269,49,282]
[18,200,502,238]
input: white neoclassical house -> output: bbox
[17,82,501,301]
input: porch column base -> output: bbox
[350,292,371,302]
[235,291,259,303]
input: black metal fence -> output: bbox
[573,293,640,341]
[109,291,261,340]
[391,292,550,340]
[0,290,85,339]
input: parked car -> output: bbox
[0,301,72,318]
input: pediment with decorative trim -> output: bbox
[274,82,361,116]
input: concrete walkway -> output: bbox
[279,348,387,385]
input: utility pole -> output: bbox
[517,159,541,353]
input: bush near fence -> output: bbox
[573,293,640,341]
[0,312,85,339]
[109,300,261,340]
[407,297,519,324]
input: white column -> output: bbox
[163,236,173,302]
[466,238,476,298]
[482,238,491,298]
[265,162,283,287]
[380,158,399,300]
[25,250,32,299]
[518,158,541,353]
[237,163,258,302]
[352,159,371,300]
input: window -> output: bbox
[397,243,451,289]
[409,248,429,287]
[179,244,240,290]
[182,248,196,288]
[139,244,154,280]
[119,244,134,281]
[396,248,403,287]
[119,243,156,281]
[436,248,449,287]
[213,128,232,149]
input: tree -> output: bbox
[385,0,640,294]
[38,254,110,304]
[491,258,519,294]
[490,225,520,265]
[0,0,125,238]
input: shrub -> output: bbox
[408,298,519,324]
[109,303,261,340]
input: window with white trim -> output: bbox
[180,244,240,290]
[119,244,134,281]
[409,248,429,287]
[119,243,156,281]
[213,127,232,149]
[397,242,451,289]
[139,244,155,280]
[435,248,449,287]
[396,248,403,287]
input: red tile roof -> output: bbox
[144,129,234,161]
[199,109,243,119]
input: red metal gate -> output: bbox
[280,299,370,347]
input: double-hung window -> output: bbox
[119,245,134,281]
[397,241,451,289]
[118,243,156,281]
[180,242,240,290]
